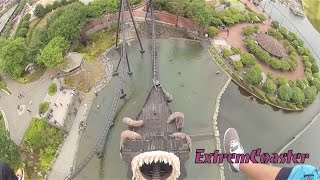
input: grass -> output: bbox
[74,29,115,61]
[22,118,65,179]
[16,65,46,84]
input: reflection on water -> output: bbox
[75,38,229,179]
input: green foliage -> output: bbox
[256,13,266,21]
[267,72,273,79]
[233,60,243,71]
[291,87,305,104]
[245,65,262,85]
[244,38,296,71]
[1,21,14,39]
[37,36,69,68]
[242,26,256,36]
[0,38,27,78]
[304,86,317,103]
[271,21,280,29]
[46,2,88,41]
[264,79,277,94]
[311,64,319,73]
[34,4,47,18]
[277,76,287,87]
[231,47,241,54]
[48,83,57,96]
[296,79,305,90]
[278,27,287,36]
[311,78,320,92]
[39,102,49,114]
[23,118,65,176]
[87,0,119,18]
[15,14,31,38]
[0,118,21,170]
[207,26,220,37]
[222,48,231,57]
[240,52,256,66]
[278,85,293,102]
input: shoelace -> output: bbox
[230,140,240,152]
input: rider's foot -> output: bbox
[223,128,244,173]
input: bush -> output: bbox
[242,26,256,36]
[48,83,57,96]
[39,102,49,114]
[245,65,262,85]
[311,78,320,92]
[267,72,273,79]
[222,48,231,57]
[231,47,241,54]
[277,76,287,87]
[279,27,287,36]
[207,26,220,37]
[278,85,293,102]
[296,79,305,90]
[311,64,319,74]
[240,52,256,66]
[233,60,243,71]
[264,79,277,94]
[304,86,317,104]
[291,87,305,104]
[253,87,266,100]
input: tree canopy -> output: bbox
[0,38,27,78]
[240,52,256,66]
[264,79,277,94]
[278,85,293,102]
[34,4,47,18]
[245,65,262,85]
[291,87,305,104]
[304,86,317,103]
[37,36,69,68]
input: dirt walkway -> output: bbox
[218,1,304,80]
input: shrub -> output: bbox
[267,72,273,79]
[277,76,287,87]
[278,85,293,102]
[231,47,241,54]
[264,80,277,94]
[233,60,243,71]
[253,87,266,100]
[242,26,256,36]
[279,27,287,36]
[311,78,320,92]
[222,48,231,57]
[48,83,57,96]
[304,86,317,104]
[296,79,305,90]
[271,21,280,29]
[253,24,259,31]
[207,26,220,37]
[39,102,49,114]
[291,87,305,104]
[245,65,262,85]
[311,64,319,74]
[240,52,256,66]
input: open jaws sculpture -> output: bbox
[169,132,192,151]
[123,117,144,127]
[120,130,142,149]
[131,151,181,180]
[166,112,184,130]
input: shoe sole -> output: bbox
[223,128,239,173]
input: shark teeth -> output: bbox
[131,151,181,180]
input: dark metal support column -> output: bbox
[145,1,150,20]
[127,0,144,53]
[115,0,123,49]
[113,56,122,76]
[120,89,126,99]
[125,50,132,76]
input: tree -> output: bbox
[296,79,305,90]
[291,87,305,104]
[311,64,319,73]
[222,48,231,57]
[242,26,255,36]
[267,72,273,79]
[0,123,21,170]
[39,102,49,114]
[278,85,293,102]
[52,1,61,9]
[245,65,263,85]
[277,76,287,87]
[304,86,317,103]
[207,26,220,37]
[34,4,47,18]
[233,60,243,71]
[0,38,27,78]
[168,0,185,26]
[240,52,256,66]
[48,83,57,96]
[264,80,277,94]
[231,47,241,54]
[37,36,69,68]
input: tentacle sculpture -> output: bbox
[169,132,192,150]
[120,130,142,150]
[123,117,144,127]
[166,112,184,129]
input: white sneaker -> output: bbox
[223,128,244,172]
